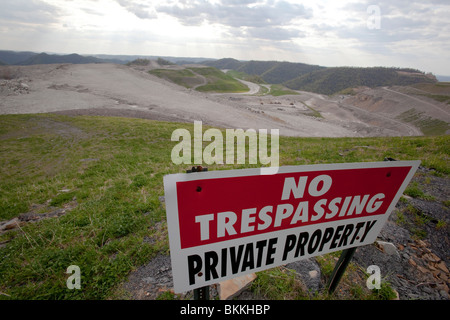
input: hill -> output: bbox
[148,65,249,93]
[0,50,131,66]
[203,59,324,84]
[204,58,437,95]
[284,67,437,95]
[0,50,37,65]
[17,52,105,65]
[202,58,244,70]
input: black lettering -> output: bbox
[241,243,255,272]
[221,248,227,277]
[361,220,377,242]
[282,234,297,261]
[307,229,322,254]
[204,251,219,281]
[330,225,344,249]
[255,240,267,267]
[230,244,245,274]
[187,254,202,285]
[319,227,334,252]
[266,238,278,265]
[350,222,365,244]
[295,232,309,257]
[338,224,354,247]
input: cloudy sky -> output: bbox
[1,0,449,75]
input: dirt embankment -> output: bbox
[342,86,450,135]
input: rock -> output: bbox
[436,261,449,273]
[423,253,440,263]
[286,258,322,293]
[218,273,257,300]
[417,265,429,274]
[377,240,399,257]
[0,218,24,231]
[439,290,449,299]
[422,286,433,294]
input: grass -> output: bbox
[417,93,450,104]
[149,67,249,93]
[404,181,435,200]
[397,109,449,135]
[249,253,397,300]
[0,114,448,300]
[226,70,266,84]
[269,84,299,96]
[190,67,249,93]
[148,68,200,88]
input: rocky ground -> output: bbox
[120,166,449,300]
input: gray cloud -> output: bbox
[156,0,312,37]
[0,0,61,25]
[241,26,304,41]
[160,0,312,27]
[116,0,157,20]
[314,1,450,46]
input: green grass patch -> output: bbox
[397,109,449,135]
[190,67,249,93]
[148,68,200,88]
[404,182,435,200]
[149,67,249,93]
[0,114,448,299]
[226,70,266,84]
[416,93,450,104]
[269,84,299,96]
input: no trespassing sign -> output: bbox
[163,161,420,293]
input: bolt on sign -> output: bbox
[163,161,420,293]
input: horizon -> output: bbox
[3,49,450,78]
[1,1,449,75]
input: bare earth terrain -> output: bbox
[1,63,448,137]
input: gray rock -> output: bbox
[286,258,322,294]
[377,240,400,257]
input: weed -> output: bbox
[436,220,447,230]
[404,182,435,200]
[369,281,398,300]
[395,211,406,225]
[250,267,307,300]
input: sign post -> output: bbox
[164,161,420,294]
[186,166,210,300]
[326,247,357,294]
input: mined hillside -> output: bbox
[342,84,450,135]
[284,67,437,95]
[204,58,437,95]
